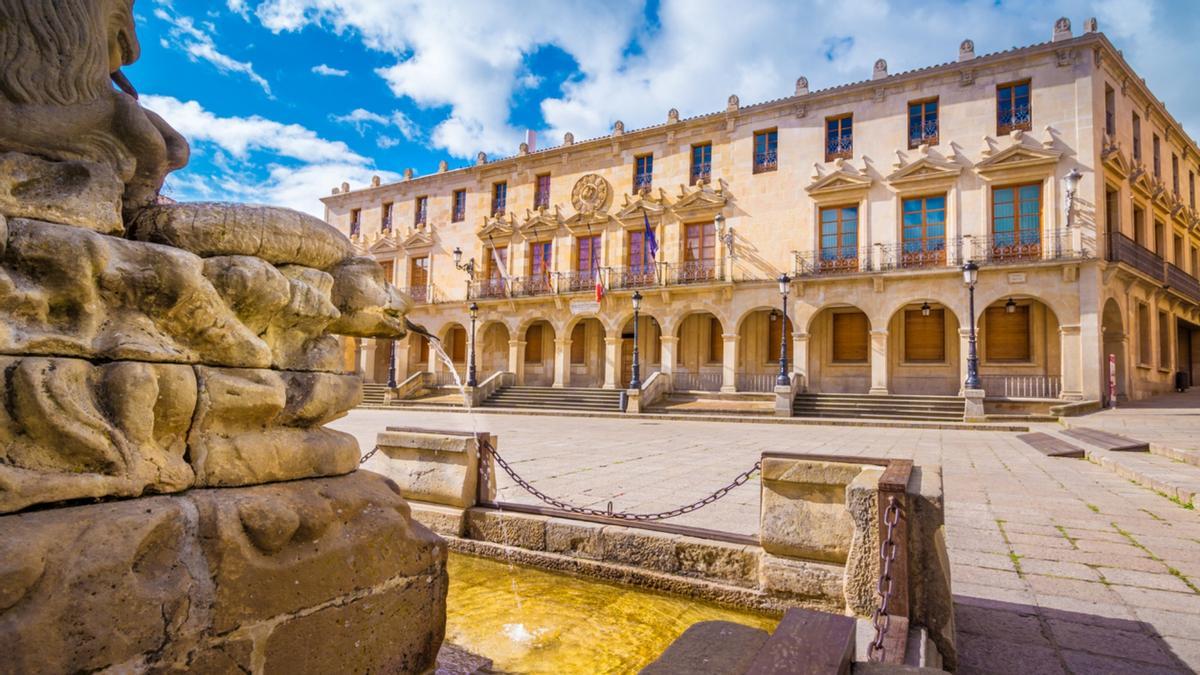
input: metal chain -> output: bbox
[479,439,760,522]
[870,496,901,662]
[359,445,380,465]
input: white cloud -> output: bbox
[227,0,251,20]
[332,107,421,143]
[376,135,401,149]
[143,95,393,216]
[312,63,349,77]
[154,4,273,97]
[238,0,1200,158]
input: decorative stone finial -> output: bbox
[668,108,680,123]
[331,186,340,194]
[564,131,574,145]
[370,175,381,187]
[726,94,739,112]
[403,168,414,180]
[519,142,529,155]
[795,77,809,95]
[959,39,975,61]
[1084,17,1098,33]
[1053,16,1072,41]
[476,151,486,166]
[437,160,448,173]
[612,120,624,136]
[340,182,350,193]
[873,59,888,79]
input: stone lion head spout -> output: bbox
[0,0,189,222]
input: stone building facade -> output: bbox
[322,18,1200,405]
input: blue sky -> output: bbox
[133,0,1200,216]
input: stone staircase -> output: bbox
[793,393,965,422]
[481,385,624,412]
[361,382,391,407]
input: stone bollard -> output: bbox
[372,427,497,536]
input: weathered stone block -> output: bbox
[0,153,123,234]
[640,621,769,675]
[188,366,361,486]
[760,459,869,563]
[674,536,759,587]
[376,429,488,508]
[545,517,605,560]
[906,464,956,670]
[410,501,468,537]
[602,526,680,573]
[465,508,546,550]
[844,468,883,616]
[758,554,844,604]
[0,355,196,513]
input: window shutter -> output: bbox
[904,309,945,362]
[525,325,543,364]
[708,317,723,363]
[450,326,467,362]
[984,306,1030,361]
[832,311,869,363]
[570,323,586,364]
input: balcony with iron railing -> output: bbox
[399,284,438,305]
[533,191,550,210]
[997,105,1032,135]
[825,136,852,162]
[878,240,950,271]
[663,260,723,285]
[1166,263,1200,304]
[753,150,778,174]
[908,119,939,148]
[1108,232,1165,282]
[793,247,870,277]
[633,174,653,193]
[608,264,659,290]
[508,274,554,297]
[690,162,711,185]
[468,278,508,300]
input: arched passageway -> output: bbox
[737,309,793,392]
[674,312,724,391]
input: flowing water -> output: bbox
[445,552,778,674]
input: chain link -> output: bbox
[359,445,380,465]
[870,496,901,661]
[479,439,760,522]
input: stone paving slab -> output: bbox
[331,409,1200,673]
[1085,447,1200,508]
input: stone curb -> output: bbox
[356,404,1029,432]
[1085,448,1199,508]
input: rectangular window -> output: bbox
[576,235,601,279]
[1174,233,1184,266]
[409,256,429,302]
[483,246,507,297]
[529,240,552,292]
[984,305,1031,362]
[1192,246,1199,277]
[534,174,551,209]
[683,222,716,282]
[1153,134,1161,178]
[634,154,653,192]
[627,229,656,282]
[349,208,361,236]
[414,196,427,226]
[1104,85,1116,136]
[1133,205,1146,246]
[754,129,778,173]
[525,324,543,364]
[904,308,945,362]
[1172,154,1180,196]
[908,98,939,148]
[1191,170,1196,209]
[1159,311,1171,369]
[997,80,1031,135]
[707,317,723,364]
[1132,113,1142,162]
[991,183,1042,260]
[452,189,466,222]
[492,182,507,215]
[819,205,859,270]
[832,311,869,363]
[381,202,393,231]
[900,195,947,267]
[570,323,586,364]
[1154,220,1164,255]
[690,143,712,184]
[825,115,852,162]
[1138,304,1151,365]
[1105,186,1120,237]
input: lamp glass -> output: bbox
[631,290,642,311]
[453,247,463,265]
[714,213,725,235]
[1005,298,1016,314]
[469,302,479,319]
[962,261,978,286]
[777,273,790,297]
[921,301,931,317]
[1063,168,1082,195]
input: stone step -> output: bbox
[1061,427,1149,452]
[793,393,964,403]
[793,400,964,411]
[1085,447,1200,508]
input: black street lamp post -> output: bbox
[386,339,397,388]
[776,273,791,387]
[963,261,981,390]
[630,291,643,389]
[467,302,479,387]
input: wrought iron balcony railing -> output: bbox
[663,260,723,285]
[825,136,852,162]
[468,278,508,300]
[753,150,778,174]
[608,264,659,290]
[793,247,870,277]
[533,193,550,209]
[908,119,939,148]
[1166,263,1200,304]
[878,240,949,271]
[508,274,554,297]
[997,105,1032,135]
[633,174,653,192]
[1108,232,1164,282]
[690,162,711,185]
[399,284,438,305]
[558,270,600,294]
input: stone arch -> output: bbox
[563,316,607,388]
[476,320,511,378]
[884,301,963,395]
[520,319,556,386]
[975,295,1063,399]
[673,310,726,390]
[1101,296,1127,401]
[735,306,794,392]
[805,303,873,394]
[973,289,1073,332]
[617,312,664,388]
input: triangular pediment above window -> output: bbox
[615,188,670,223]
[399,229,433,253]
[477,213,516,240]
[563,211,612,236]
[885,156,962,190]
[806,166,873,199]
[670,181,727,218]
[367,232,399,255]
[973,142,1062,178]
[1101,142,1132,179]
[519,205,564,234]
[1129,166,1153,199]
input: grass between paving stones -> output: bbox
[1086,503,1100,513]
[995,519,1025,577]
[1054,524,1079,549]
[1154,490,1195,510]
[1111,523,1200,594]
[1139,508,1166,522]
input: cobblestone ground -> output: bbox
[333,410,1200,674]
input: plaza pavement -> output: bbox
[333,407,1200,674]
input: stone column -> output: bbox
[792,332,810,391]
[426,341,438,374]
[659,335,679,376]
[396,339,412,382]
[508,339,525,385]
[554,337,571,388]
[1060,324,1084,400]
[361,339,377,381]
[721,333,739,392]
[868,330,889,395]
[603,336,620,389]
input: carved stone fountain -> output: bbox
[0,2,445,672]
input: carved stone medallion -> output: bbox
[571,173,611,214]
